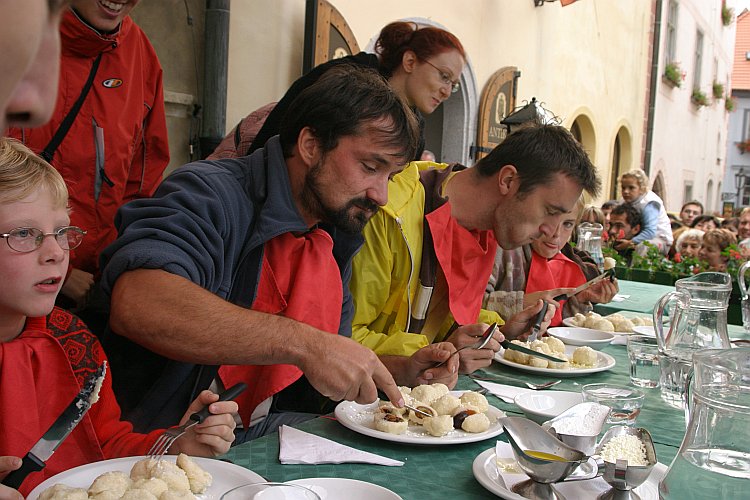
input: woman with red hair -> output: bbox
[210,21,466,160]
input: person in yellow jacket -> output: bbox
[350,124,601,375]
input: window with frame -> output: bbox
[683,182,693,206]
[666,0,678,63]
[743,110,750,140]
[693,30,703,90]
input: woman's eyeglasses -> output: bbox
[1,226,86,253]
[423,60,460,93]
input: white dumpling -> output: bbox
[430,383,450,399]
[374,412,408,434]
[176,454,212,494]
[148,460,191,492]
[408,403,437,424]
[130,458,158,481]
[460,391,489,412]
[131,478,169,498]
[410,384,439,405]
[461,412,491,433]
[591,318,615,332]
[528,356,549,368]
[432,394,461,416]
[38,484,89,500]
[88,471,132,500]
[508,340,530,364]
[572,346,598,367]
[542,336,566,354]
[547,352,570,370]
[571,313,587,326]
[583,313,603,329]
[603,257,617,270]
[423,415,454,437]
[121,490,158,500]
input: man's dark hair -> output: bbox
[279,64,419,163]
[473,124,601,198]
[601,200,619,210]
[612,203,642,229]
[681,200,704,213]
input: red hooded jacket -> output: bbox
[8,9,169,276]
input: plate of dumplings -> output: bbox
[562,311,654,335]
[334,384,506,445]
[28,454,264,500]
[494,337,616,377]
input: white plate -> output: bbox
[632,325,657,337]
[334,391,505,445]
[513,391,583,424]
[472,448,667,500]
[494,345,616,377]
[27,456,264,500]
[286,478,402,500]
[547,327,615,349]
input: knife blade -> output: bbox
[528,301,549,342]
[553,269,615,301]
[501,339,567,363]
[2,362,107,490]
[376,390,433,418]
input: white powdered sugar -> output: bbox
[600,434,649,466]
[545,402,610,436]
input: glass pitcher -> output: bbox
[738,260,750,331]
[659,348,750,499]
[576,222,604,271]
[653,272,732,409]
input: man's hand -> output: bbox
[407,342,460,387]
[171,390,238,457]
[297,334,403,407]
[60,268,95,310]
[446,324,502,374]
[500,299,556,341]
[613,239,634,251]
[0,456,23,500]
[576,278,619,304]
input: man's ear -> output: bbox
[401,50,417,73]
[497,165,519,196]
[296,126,319,167]
[633,224,641,236]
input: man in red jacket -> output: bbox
[7,0,169,333]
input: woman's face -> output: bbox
[531,213,576,259]
[401,49,465,115]
[699,241,727,271]
[695,219,717,231]
[679,238,701,258]
[620,176,642,203]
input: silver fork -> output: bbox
[469,373,562,390]
[147,383,247,459]
[433,323,497,368]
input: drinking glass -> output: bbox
[581,383,645,427]
[220,483,321,500]
[627,334,660,388]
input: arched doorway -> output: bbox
[365,17,478,166]
[609,126,633,200]
[706,179,714,213]
[652,171,667,208]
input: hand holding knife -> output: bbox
[553,269,615,302]
[2,363,107,490]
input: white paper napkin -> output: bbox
[278,425,404,466]
[610,294,630,302]
[473,380,533,403]
[610,335,628,345]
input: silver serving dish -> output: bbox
[595,425,657,500]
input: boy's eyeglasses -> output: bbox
[422,60,460,93]
[1,226,86,253]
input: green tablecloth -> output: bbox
[221,341,686,499]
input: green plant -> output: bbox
[726,95,736,112]
[722,2,734,26]
[671,252,706,277]
[691,88,709,107]
[713,81,724,99]
[722,244,746,277]
[631,242,674,273]
[663,62,683,88]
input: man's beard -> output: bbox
[301,161,380,234]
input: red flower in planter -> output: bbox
[601,230,609,242]
[674,253,682,263]
[618,229,625,239]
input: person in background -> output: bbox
[600,200,618,232]
[7,0,169,337]
[0,138,237,498]
[691,214,719,232]
[420,149,437,162]
[699,229,737,272]
[739,207,750,241]
[674,228,704,259]
[679,200,703,227]
[721,216,739,236]
[349,124,600,374]
[607,202,643,264]
[580,205,605,226]
[100,66,458,444]
[209,21,465,161]
[485,197,617,327]
[619,170,673,255]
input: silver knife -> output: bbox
[2,362,107,489]
[500,339,567,363]
[528,301,549,342]
[553,269,615,301]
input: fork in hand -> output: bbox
[147,382,247,460]
[433,323,497,368]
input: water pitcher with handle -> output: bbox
[659,348,750,499]
[653,272,732,409]
[738,260,750,331]
[576,222,604,271]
